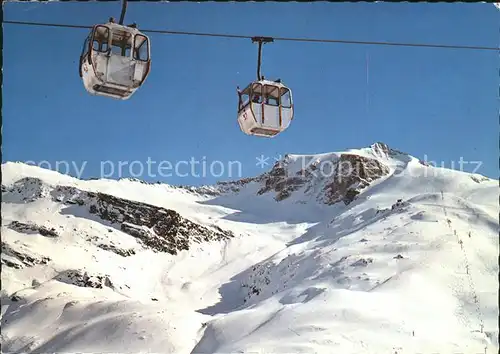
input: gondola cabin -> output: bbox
[237,80,294,137]
[79,21,151,100]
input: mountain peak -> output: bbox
[214,142,407,205]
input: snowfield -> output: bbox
[1,143,498,354]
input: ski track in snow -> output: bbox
[1,144,498,354]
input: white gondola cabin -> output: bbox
[79,21,151,100]
[237,79,294,137]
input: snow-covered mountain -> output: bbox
[1,142,498,353]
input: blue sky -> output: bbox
[3,2,498,185]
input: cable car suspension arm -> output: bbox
[119,0,128,25]
[252,36,274,81]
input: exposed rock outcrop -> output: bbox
[96,243,136,257]
[257,162,309,201]
[213,143,395,206]
[1,242,51,269]
[55,270,115,290]
[8,221,59,238]
[216,177,257,194]
[51,186,235,255]
[322,154,390,205]
[233,150,390,205]
[3,177,235,258]
[3,177,51,202]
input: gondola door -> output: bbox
[106,29,134,88]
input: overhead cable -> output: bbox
[4,20,499,52]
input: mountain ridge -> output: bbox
[1,142,498,353]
